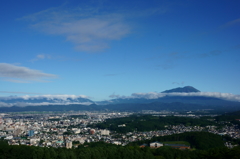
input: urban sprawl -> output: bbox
[0,111,239,149]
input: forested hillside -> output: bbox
[0,139,240,159]
[128,131,225,150]
[89,115,218,133]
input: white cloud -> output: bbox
[0,94,93,107]
[0,102,93,107]
[113,92,240,102]
[37,54,45,59]
[109,93,120,98]
[0,63,57,83]
[0,94,89,100]
[37,54,51,60]
[30,54,51,62]
[20,6,131,52]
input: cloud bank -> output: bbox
[110,92,240,102]
[0,63,57,83]
[0,102,93,107]
[0,94,89,100]
[0,95,93,107]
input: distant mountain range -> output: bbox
[0,86,240,113]
[98,86,240,105]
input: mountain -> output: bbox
[96,86,240,110]
[0,101,240,113]
[0,86,240,113]
[102,94,240,106]
[161,86,200,93]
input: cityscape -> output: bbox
[1,111,240,149]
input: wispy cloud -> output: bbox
[31,54,52,62]
[0,91,42,95]
[36,54,51,60]
[157,63,175,70]
[31,54,82,62]
[232,44,240,50]
[19,5,131,52]
[151,51,188,70]
[0,63,57,83]
[149,49,222,70]
[172,81,185,85]
[198,50,222,58]
[219,18,240,30]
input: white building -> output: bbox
[150,141,163,148]
[66,140,72,149]
[112,141,121,145]
[30,138,40,145]
[72,128,81,134]
[100,129,110,136]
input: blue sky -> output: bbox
[0,0,240,101]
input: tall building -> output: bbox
[28,130,34,137]
[66,140,72,149]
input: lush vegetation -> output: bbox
[223,135,240,145]
[0,139,240,159]
[215,110,240,121]
[128,132,225,150]
[215,110,240,128]
[89,115,218,133]
[162,141,190,145]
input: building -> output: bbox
[66,140,72,149]
[28,130,34,137]
[13,128,22,136]
[118,124,126,127]
[72,128,81,134]
[150,141,163,148]
[30,138,40,145]
[89,129,95,135]
[100,129,110,136]
[139,143,148,148]
[112,141,121,145]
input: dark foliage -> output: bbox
[0,140,239,159]
[128,131,225,150]
[89,115,218,133]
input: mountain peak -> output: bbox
[161,86,200,93]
